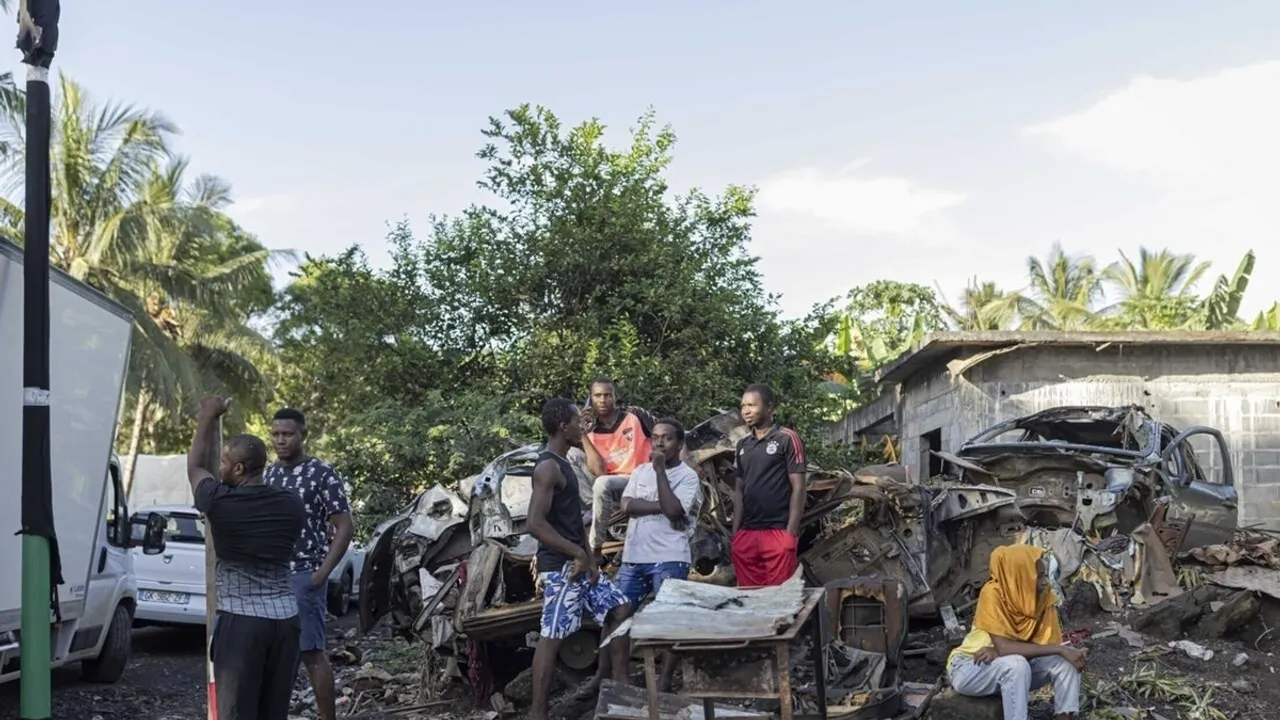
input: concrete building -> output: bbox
[831,331,1280,528]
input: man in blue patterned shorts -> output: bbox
[528,398,632,720]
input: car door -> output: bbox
[1160,426,1239,549]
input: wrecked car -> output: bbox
[940,405,1238,549]
[359,410,870,646]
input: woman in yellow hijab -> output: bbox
[946,545,1086,720]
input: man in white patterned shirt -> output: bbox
[264,408,353,720]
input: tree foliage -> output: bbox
[271,106,843,518]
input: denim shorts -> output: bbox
[616,561,690,608]
[290,572,328,652]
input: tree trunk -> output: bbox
[121,388,151,498]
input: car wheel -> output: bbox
[328,569,353,616]
[81,603,132,683]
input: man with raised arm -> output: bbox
[263,408,354,720]
[730,383,808,587]
[528,398,632,720]
[187,396,305,720]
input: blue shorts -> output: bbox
[290,572,327,652]
[616,561,690,608]
[539,565,629,640]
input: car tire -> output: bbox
[328,569,353,617]
[81,603,132,683]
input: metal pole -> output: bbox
[16,2,59,718]
[203,418,221,720]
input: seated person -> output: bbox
[580,377,657,556]
[947,545,1085,720]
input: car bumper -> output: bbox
[135,587,209,625]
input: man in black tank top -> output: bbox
[528,398,632,720]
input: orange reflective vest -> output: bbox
[588,411,651,475]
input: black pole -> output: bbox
[16,2,59,718]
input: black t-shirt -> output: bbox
[194,476,305,569]
[734,425,808,530]
[534,450,587,573]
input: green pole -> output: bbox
[18,537,50,719]
[17,2,59,718]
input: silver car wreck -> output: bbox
[940,405,1238,550]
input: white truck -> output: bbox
[0,236,166,685]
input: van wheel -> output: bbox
[81,603,132,683]
[328,569,353,616]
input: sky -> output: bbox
[37,0,1280,319]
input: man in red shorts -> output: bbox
[730,383,808,587]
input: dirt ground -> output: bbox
[0,625,208,720]
[902,599,1280,720]
[0,614,380,720]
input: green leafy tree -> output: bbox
[272,106,843,513]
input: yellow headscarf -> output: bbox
[972,545,1062,646]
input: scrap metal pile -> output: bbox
[355,404,1259,718]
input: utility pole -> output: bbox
[16,1,60,719]
[204,419,221,720]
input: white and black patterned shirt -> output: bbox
[263,457,352,574]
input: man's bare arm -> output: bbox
[621,497,663,517]
[731,476,744,534]
[315,511,354,583]
[653,464,684,521]
[786,472,805,537]
[990,634,1066,658]
[186,399,223,494]
[527,461,589,561]
[581,436,607,478]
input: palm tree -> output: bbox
[940,278,1019,330]
[1019,243,1102,329]
[1101,248,1210,329]
[0,73,285,490]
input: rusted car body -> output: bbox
[942,405,1238,549]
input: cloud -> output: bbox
[1026,61,1280,238]
[756,162,967,236]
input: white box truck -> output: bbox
[0,236,166,684]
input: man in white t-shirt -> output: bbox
[617,418,702,691]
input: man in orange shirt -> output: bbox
[580,378,658,559]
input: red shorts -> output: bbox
[730,528,798,587]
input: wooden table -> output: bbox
[632,588,828,720]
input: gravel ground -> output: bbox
[0,625,208,720]
[0,613,368,720]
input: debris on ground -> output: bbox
[339,403,1280,720]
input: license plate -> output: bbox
[140,590,190,605]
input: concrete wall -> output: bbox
[895,344,1280,528]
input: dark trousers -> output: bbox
[211,611,302,720]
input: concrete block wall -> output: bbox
[895,344,1280,528]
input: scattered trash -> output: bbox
[1169,639,1215,660]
